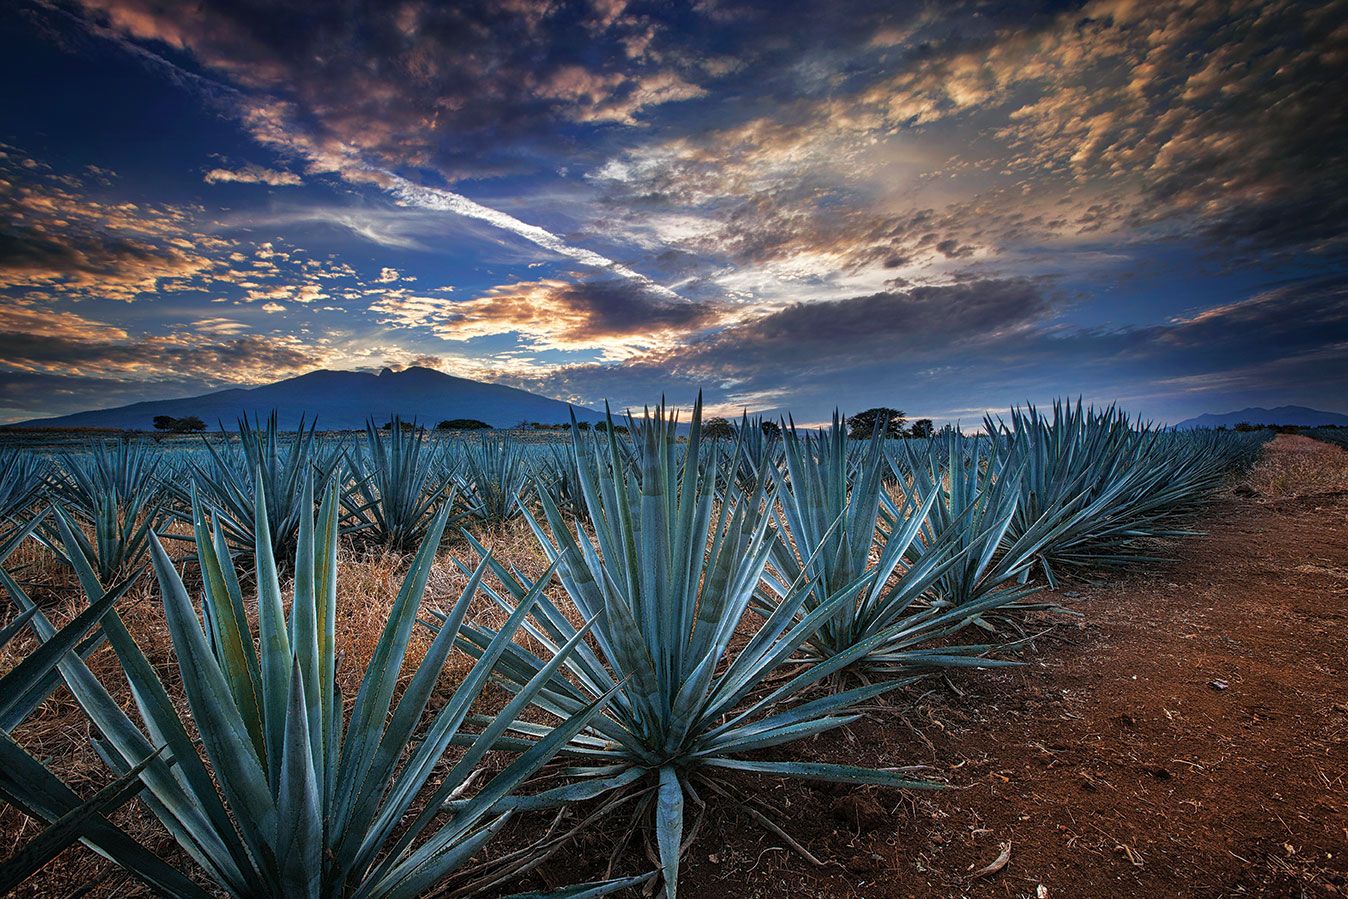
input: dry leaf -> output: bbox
[972,841,1012,878]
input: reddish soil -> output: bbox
[537,434,1348,898]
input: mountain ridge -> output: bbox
[1174,405,1348,429]
[9,367,605,430]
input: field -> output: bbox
[1,407,1342,898]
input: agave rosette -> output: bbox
[449,401,952,898]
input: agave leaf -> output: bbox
[149,533,279,841]
[655,767,684,899]
[0,745,163,894]
[0,733,210,898]
[505,871,657,898]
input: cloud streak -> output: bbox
[381,174,682,298]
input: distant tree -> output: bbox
[703,417,735,440]
[908,418,934,439]
[381,419,417,432]
[574,421,591,431]
[436,419,492,430]
[1233,421,1259,432]
[612,424,629,434]
[153,415,205,433]
[760,420,782,439]
[847,407,906,440]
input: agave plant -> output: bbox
[457,435,530,525]
[29,473,617,898]
[49,439,168,584]
[178,412,341,560]
[534,444,584,518]
[1304,427,1348,450]
[761,414,1021,673]
[0,449,47,535]
[344,417,456,553]
[449,401,951,898]
[732,412,782,491]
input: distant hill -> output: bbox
[11,367,605,431]
[1174,405,1348,429]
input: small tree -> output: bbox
[908,418,934,439]
[847,407,906,440]
[760,420,782,439]
[152,415,205,433]
[436,419,492,430]
[703,417,735,440]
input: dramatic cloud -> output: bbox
[203,164,301,186]
[510,275,1348,420]
[68,0,720,179]
[373,275,717,358]
[0,302,327,395]
[1,149,224,300]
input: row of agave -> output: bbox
[1302,426,1348,450]
[0,400,1267,897]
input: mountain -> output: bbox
[10,367,606,430]
[1174,405,1348,429]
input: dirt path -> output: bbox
[646,435,1348,898]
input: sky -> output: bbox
[1,0,1346,426]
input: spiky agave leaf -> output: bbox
[889,429,1056,624]
[449,399,951,899]
[46,469,614,898]
[0,448,48,541]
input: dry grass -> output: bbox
[1244,434,1348,498]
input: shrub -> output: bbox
[435,419,492,430]
[152,415,206,433]
[908,418,934,439]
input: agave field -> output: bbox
[0,401,1269,897]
